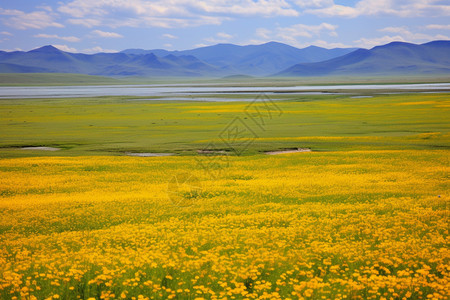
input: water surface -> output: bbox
[0,83,448,99]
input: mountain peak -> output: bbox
[422,40,450,46]
[261,41,285,46]
[372,41,415,50]
[303,45,322,50]
[29,45,62,53]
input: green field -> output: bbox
[2,73,450,86]
[0,73,125,86]
[0,92,449,158]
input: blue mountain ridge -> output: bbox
[121,41,357,75]
[1,41,449,77]
[275,40,450,76]
[0,42,356,77]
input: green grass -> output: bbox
[0,92,449,158]
[1,73,450,86]
[0,73,122,86]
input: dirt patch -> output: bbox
[125,152,174,157]
[265,148,311,155]
[21,146,61,151]
[197,149,229,155]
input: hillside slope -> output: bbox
[122,42,357,76]
[276,41,450,76]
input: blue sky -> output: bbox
[0,0,449,53]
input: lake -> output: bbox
[0,83,449,99]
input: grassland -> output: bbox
[0,93,449,158]
[0,74,123,86]
[0,88,449,300]
[2,73,450,86]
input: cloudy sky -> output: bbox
[0,0,449,53]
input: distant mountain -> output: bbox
[121,48,172,57]
[1,41,449,78]
[0,45,219,77]
[121,42,357,76]
[275,41,450,77]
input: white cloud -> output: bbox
[294,0,333,8]
[1,31,13,36]
[82,46,118,53]
[0,8,63,30]
[354,25,450,49]
[252,23,447,50]
[203,31,235,45]
[58,0,185,18]
[247,23,341,48]
[203,37,227,44]
[256,28,272,39]
[426,24,450,30]
[194,43,209,48]
[192,0,298,16]
[379,26,409,34]
[52,45,119,53]
[64,0,299,17]
[378,26,450,43]
[243,39,270,45]
[305,0,450,18]
[353,36,406,48]
[251,23,342,48]
[308,39,350,49]
[58,0,298,29]
[37,5,53,12]
[434,34,450,40]
[217,32,233,39]
[305,4,359,17]
[0,8,23,16]
[2,47,23,52]
[92,30,123,38]
[69,15,228,29]
[38,45,117,54]
[276,23,338,44]
[163,33,178,39]
[67,18,101,28]
[53,44,78,52]
[34,34,81,42]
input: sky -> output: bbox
[0,0,449,53]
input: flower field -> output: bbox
[0,150,448,300]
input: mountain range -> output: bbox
[276,40,450,76]
[121,42,357,75]
[0,46,219,77]
[0,40,449,77]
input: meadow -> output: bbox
[0,88,449,300]
[1,92,449,157]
